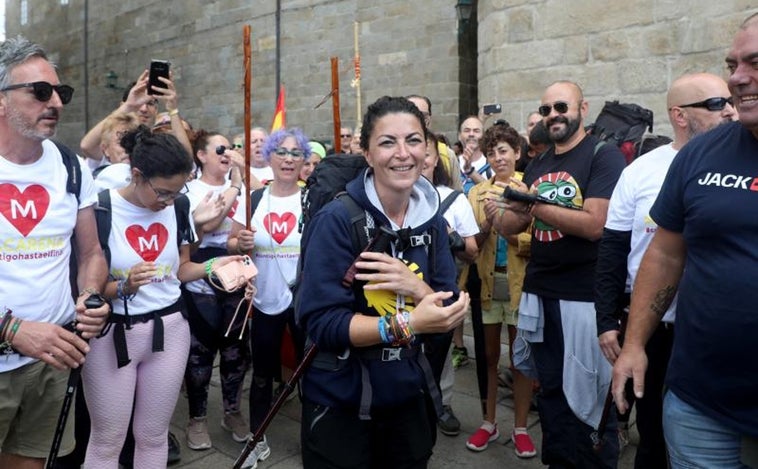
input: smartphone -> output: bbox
[147,59,170,95]
[483,103,502,115]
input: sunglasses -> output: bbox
[677,97,733,111]
[273,147,305,159]
[0,81,74,105]
[537,101,570,117]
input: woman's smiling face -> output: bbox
[364,112,426,195]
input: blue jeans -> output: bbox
[664,390,750,469]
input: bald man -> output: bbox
[613,14,758,468]
[596,72,736,469]
[490,80,627,467]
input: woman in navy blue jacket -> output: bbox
[298,96,470,468]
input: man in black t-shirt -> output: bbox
[489,80,625,467]
[613,14,758,468]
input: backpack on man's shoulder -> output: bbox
[589,100,655,164]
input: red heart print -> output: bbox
[263,212,296,244]
[125,223,169,261]
[0,184,50,237]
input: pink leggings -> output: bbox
[82,312,190,469]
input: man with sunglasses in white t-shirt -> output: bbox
[0,36,109,469]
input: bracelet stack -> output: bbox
[116,279,136,301]
[0,308,21,354]
[377,310,415,347]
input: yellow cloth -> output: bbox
[461,173,529,312]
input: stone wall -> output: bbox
[6,0,462,148]
[478,1,758,135]
[5,0,758,149]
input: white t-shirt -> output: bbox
[0,140,97,372]
[232,187,301,315]
[436,185,479,237]
[107,189,185,316]
[94,163,131,191]
[605,143,677,323]
[184,178,246,295]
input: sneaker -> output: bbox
[466,423,499,452]
[452,346,470,369]
[437,405,461,436]
[241,435,271,469]
[512,430,537,458]
[186,417,211,450]
[167,431,182,464]
[222,411,252,443]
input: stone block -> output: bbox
[541,0,655,37]
[618,58,669,94]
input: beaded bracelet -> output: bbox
[7,317,22,345]
[204,258,217,277]
[116,279,136,301]
[378,317,390,344]
[0,308,13,342]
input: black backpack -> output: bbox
[590,101,655,164]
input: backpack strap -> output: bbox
[439,190,462,218]
[173,194,194,246]
[95,190,113,268]
[53,141,81,204]
[249,187,266,218]
[336,193,371,254]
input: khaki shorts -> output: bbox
[0,360,74,458]
[482,299,519,326]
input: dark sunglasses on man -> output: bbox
[0,81,75,105]
[538,101,571,117]
[675,96,733,112]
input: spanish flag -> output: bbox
[271,85,286,132]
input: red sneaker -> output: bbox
[466,424,499,452]
[512,430,537,458]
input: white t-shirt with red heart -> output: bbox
[184,178,247,295]
[232,187,301,315]
[106,189,184,315]
[0,139,97,371]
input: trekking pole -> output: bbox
[591,311,629,453]
[232,343,318,469]
[330,57,342,153]
[46,294,106,469]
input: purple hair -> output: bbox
[261,128,312,162]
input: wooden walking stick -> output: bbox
[352,22,362,127]
[243,24,252,229]
[331,57,342,153]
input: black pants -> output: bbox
[532,298,619,469]
[301,394,435,469]
[248,307,304,432]
[633,321,674,469]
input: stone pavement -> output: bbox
[168,326,638,469]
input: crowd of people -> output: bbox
[1,12,758,469]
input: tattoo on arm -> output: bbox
[650,285,676,318]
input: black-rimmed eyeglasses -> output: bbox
[537,101,570,117]
[0,81,74,105]
[146,178,189,201]
[675,97,733,112]
[272,147,305,159]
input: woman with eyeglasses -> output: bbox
[227,127,310,468]
[81,127,244,468]
[181,130,254,450]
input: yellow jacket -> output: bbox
[462,174,530,312]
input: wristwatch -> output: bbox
[465,167,475,176]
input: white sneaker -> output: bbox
[186,417,212,450]
[241,435,271,469]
